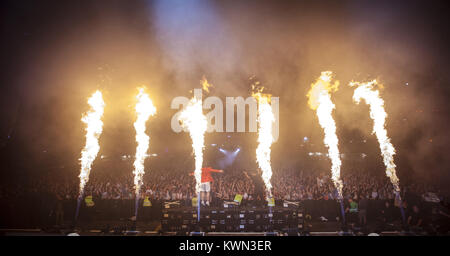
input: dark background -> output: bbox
[0,0,449,189]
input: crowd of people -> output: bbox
[0,166,445,203]
[0,165,446,219]
[0,164,449,233]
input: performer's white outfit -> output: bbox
[199,182,211,192]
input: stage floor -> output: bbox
[1,220,417,236]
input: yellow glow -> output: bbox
[252,89,275,200]
[133,88,157,197]
[201,75,213,93]
[307,72,343,197]
[350,80,400,192]
[79,90,105,196]
[179,96,208,193]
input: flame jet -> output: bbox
[201,75,213,93]
[78,90,105,197]
[252,88,275,200]
[178,94,208,194]
[350,80,400,193]
[133,88,157,210]
[307,72,343,198]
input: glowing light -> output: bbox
[132,88,157,198]
[252,88,275,200]
[350,80,400,192]
[78,90,105,197]
[179,96,207,193]
[201,75,213,93]
[307,71,343,198]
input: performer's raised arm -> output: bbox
[197,167,223,207]
[207,168,223,173]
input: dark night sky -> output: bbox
[0,0,449,186]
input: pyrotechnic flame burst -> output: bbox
[133,88,156,198]
[350,80,400,192]
[78,90,105,197]
[179,96,208,193]
[253,88,275,200]
[307,71,343,198]
[201,75,214,93]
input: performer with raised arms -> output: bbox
[190,167,223,206]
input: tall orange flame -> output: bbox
[350,80,400,192]
[78,90,105,196]
[252,88,275,200]
[133,88,156,197]
[307,71,343,198]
